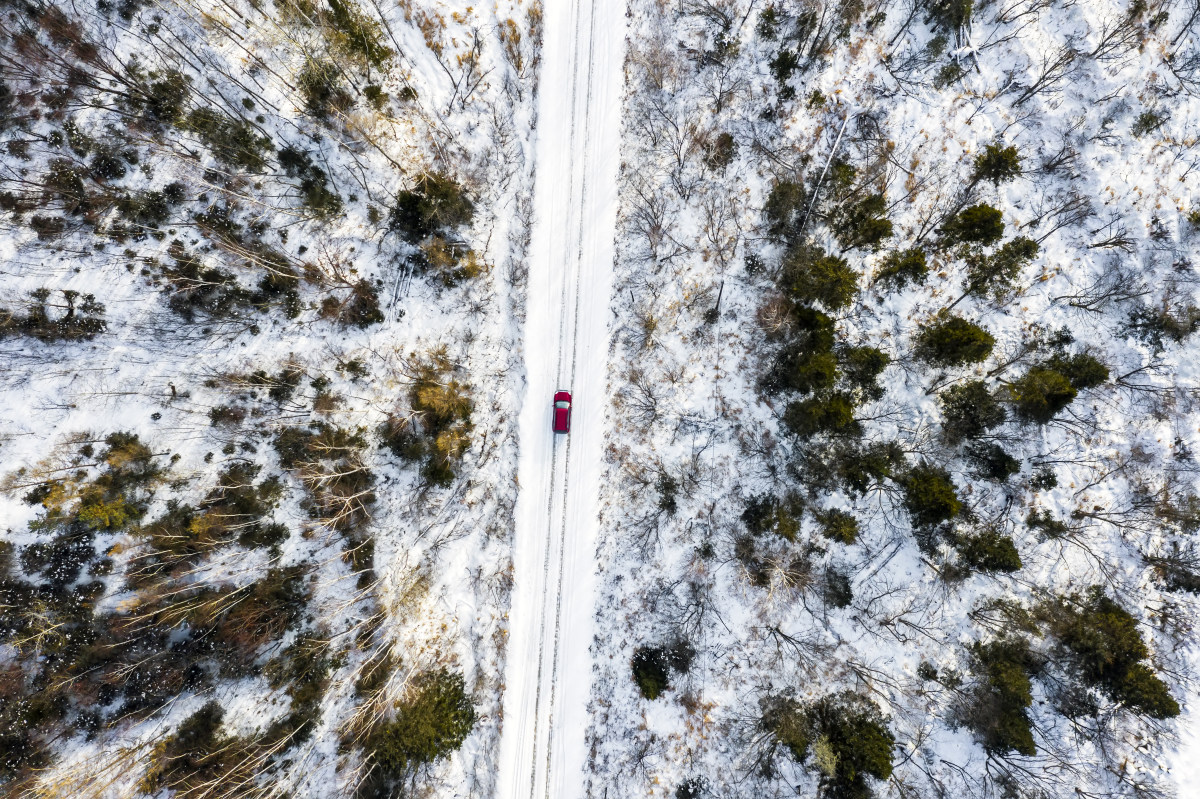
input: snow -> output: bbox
[496,0,624,797]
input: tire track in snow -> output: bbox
[525,0,585,794]
[497,1,624,798]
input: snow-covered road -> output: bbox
[495,1,624,798]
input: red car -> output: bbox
[553,390,572,433]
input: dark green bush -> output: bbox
[184,109,273,171]
[874,248,928,288]
[770,344,838,395]
[956,528,1022,572]
[127,68,191,125]
[900,463,961,529]
[278,146,343,217]
[764,179,807,238]
[837,441,905,495]
[963,236,1038,299]
[839,345,890,400]
[922,0,973,33]
[807,692,895,795]
[933,61,967,88]
[763,697,809,762]
[44,159,88,213]
[940,204,1004,246]
[972,143,1021,185]
[363,84,388,110]
[390,173,475,243]
[939,380,1006,444]
[831,193,893,250]
[966,443,1020,481]
[1124,304,1200,348]
[632,647,671,699]
[116,189,175,229]
[1044,589,1179,719]
[1044,352,1108,389]
[915,315,995,367]
[89,146,127,181]
[968,638,1037,755]
[769,48,800,98]
[367,669,476,776]
[762,306,837,394]
[742,494,803,542]
[1008,367,1077,424]
[816,508,859,544]
[780,244,859,311]
[325,0,393,67]
[1027,509,1068,538]
[825,567,854,608]
[263,636,332,747]
[783,392,859,439]
[657,474,679,514]
[1132,110,1167,137]
[142,701,232,793]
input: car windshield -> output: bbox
[555,401,569,409]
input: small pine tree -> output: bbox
[839,346,890,400]
[780,244,859,311]
[837,441,905,496]
[807,692,895,792]
[1044,352,1109,389]
[972,143,1022,185]
[968,638,1037,755]
[831,193,893,250]
[940,380,1006,444]
[1046,590,1179,719]
[963,236,1038,299]
[940,204,1004,246]
[923,0,973,33]
[742,494,803,542]
[956,528,1022,572]
[817,508,859,544]
[1008,367,1077,424]
[874,248,928,289]
[915,316,996,367]
[632,647,671,699]
[772,343,839,395]
[966,443,1020,481]
[764,179,807,238]
[368,669,477,775]
[901,463,961,529]
[783,392,860,439]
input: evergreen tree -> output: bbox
[916,316,996,367]
[972,143,1022,185]
[901,463,961,529]
[780,244,859,311]
[941,204,1004,246]
[940,380,1006,444]
[874,248,928,289]
[1009,367,1077,424]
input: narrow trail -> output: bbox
[495,2,625,798]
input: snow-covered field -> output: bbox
[582,1,1200,798]
[0,0,541,795]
